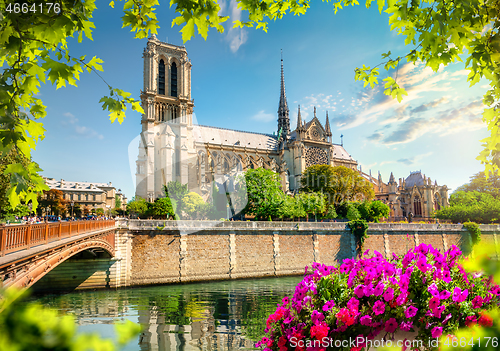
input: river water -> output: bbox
[34,276,302,351]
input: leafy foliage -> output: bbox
[0,288,141,351]
[347,219,369,254]
[115,194,122,210]
[301,165,375,205]
[37,189,67,216]
[435,191,500,223]
[182,192,205,218]
[297,192,326,220]
[240,168,285,220]
[151,197,174,219]
[463,221,482,246]
[126,196,149,218]
[455,171,500,199]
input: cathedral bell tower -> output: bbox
[277,51,290,141]
[136,35,194,201]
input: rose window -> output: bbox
[305,147,328,167]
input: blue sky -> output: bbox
[32,1,489,200]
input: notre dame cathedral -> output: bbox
[135,35,449,219]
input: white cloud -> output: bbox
[225,0,248,53]
[62,112,104,140]
[251,110,274,122]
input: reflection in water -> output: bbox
[34,277,302,351]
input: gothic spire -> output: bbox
[277,50,290,139]
[297,105,302,130]
[389,172,396,184]
[325,111,332,136]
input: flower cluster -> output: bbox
[257,244,499,351]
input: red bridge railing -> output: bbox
[0,220,116,257]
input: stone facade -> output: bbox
[135,36,357,201]
[360,171,450,220]
[43,177,128,213]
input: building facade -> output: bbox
[135,36,357,201]
[44,178,127,213]
[135,36,449,218]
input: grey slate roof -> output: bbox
[44,178,108,193]
[405,171,425,188]
[193,125,279,151]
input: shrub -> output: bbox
[463,221,481,245]
[258,244,500,351]
[347,219,369,255]
[346,204,361,220]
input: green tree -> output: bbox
[322,205,338,220]
[3,0,500,214]
[239,168,285,220]
[115,194,122,209]
[297,192,326,221]
[435,190,500,223]
[95,207,105,216]
[346,204,362,221]
[151,197,174,219]
[301,165,375,205]
[455,172,500,199]
[182,192,205,219]
[355,200,391,222]
[37,189,67,216]
[277,195,306,221]
[126,197,149,218]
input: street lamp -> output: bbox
[106,205,111,218]
[71,201,74,219]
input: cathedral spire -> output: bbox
[297,105,302,130]
[277,50,290,139]
[325,111,332,137]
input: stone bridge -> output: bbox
[0,220,116,289]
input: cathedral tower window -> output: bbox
[158,59,166,95]
[171,62,178,97]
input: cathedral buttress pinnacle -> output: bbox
[277,50,290,140]
[325,111,332,137]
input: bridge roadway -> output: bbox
[0,220,116,289]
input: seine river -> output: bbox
[34,277,302,351]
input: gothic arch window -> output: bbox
[158,59,166,95]
[434,193,441,211]
[413,195,422,216]
[171,62,178,97]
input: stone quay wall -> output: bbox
[122,220,500,287]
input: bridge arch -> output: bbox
[1,231,115,290]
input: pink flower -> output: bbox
[439,290,451,300]
[360,315,372,326]
[311,310,325,325]
[383,287,394,301]
[432,305,446,318]
[405,306,418,319]
[347,297,360,312]
[374,282,385,296]
[364,283,375,297]
[452,287,468,303]
[354,285,365,298]
[373,301,386,315]
[385,318,398,333]
[322,300,335,312]
[400,321,413,331]
[310,323,330,340]
[427,283,439,297]
[431,326,443,338]
[429,297,440,310]
[472,295,483,309]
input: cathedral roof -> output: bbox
[193,125,279,151]
[405,171,425,188]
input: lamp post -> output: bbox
[71,201,74,219]
[106,205,111,218]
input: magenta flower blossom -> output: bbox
[347,297,359,312]
[360,315,372,326]
[396,292,408,306]
[322,300,335,312]
[364,283,375,297]
[405,306,418,319]
[432,305,446,318]
[374,282,385,296]
[373,301,386,315]
[439,290,451,300]
[385,318,398,333]
[428,283,439,297]
[429,297,440,310]
[431,326,443,338]
[442,270,452,283]
[383,287,395,302]
[311,310,325,325]
[354,284,365,298]
[400,321,413,331]
[452,287,469,303]
[472,295,484,308]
